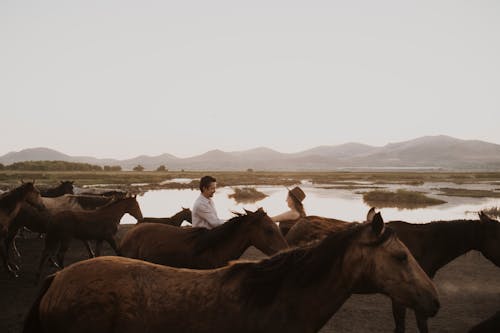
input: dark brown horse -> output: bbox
[36,196,143,279]
[6,194,116,262]
[119,208,288,269]
[0,181,45,276]
[285,210,500,333]
[388,212,500,333]
[23,212,439,333]
[138,207,192,226]
[39,181,74,197]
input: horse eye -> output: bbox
[395,252,408,263]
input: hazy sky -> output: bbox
[1,0,499,159]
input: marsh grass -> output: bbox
[482,207,500,219]
[435,188,500,198]
[363,189,447,209]
[1,171,500,192]
[228,187,268,203]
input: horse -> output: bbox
[119,208,288,269]
[285,210,500,333]
[138,207,192,226]
[23,211,439,333]
[6,194,116,262]
[39,181,74,198]
[388,212,500,333]
[0,181,45,276]
[36,196,143,279]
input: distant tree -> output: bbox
[104,165,122,172]
[5,160,102,171]
[181,169,185,172]
[133,164,145,172]
[247,168,254,172]
[156,165,167,172]
[0,163,4,170]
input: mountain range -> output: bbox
[2,135,500,171]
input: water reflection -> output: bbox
[121,184,500,224]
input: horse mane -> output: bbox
[0,183,33,215]
[191,213,254,254]
[96,195,134,209]
[225,222,367,306]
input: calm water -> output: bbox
[120,183,500,224]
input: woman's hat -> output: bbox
[288,186,306,203]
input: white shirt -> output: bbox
[192,194,224,229]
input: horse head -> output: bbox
[347,208,440,318]
[59,180,75,195]
[244,207,288,255]
[478,211,500,267]
[19,181,45,210]
[181,207,192,223]
[123,195,143,221]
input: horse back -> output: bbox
[120,223,202,266]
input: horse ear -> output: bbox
[20,179,25,184]
[230,210,243,217]
[243,208,252,215]
[366,207,376,223]
[371,212,384,236]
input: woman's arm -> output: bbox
[271,210,300,222]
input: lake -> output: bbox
[120,182,500,224]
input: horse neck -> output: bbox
[0,187,27,217]
[204,222,251,265]
[99,199,132,220]
[233,243,357,332]
[43,186,67,197]
[170,211,186,226]
[274,270,353,332]
[404,220,480,275]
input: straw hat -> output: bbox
[288,186,306,203]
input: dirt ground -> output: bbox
[1,225,499,333]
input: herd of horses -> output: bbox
[0,181,498,332]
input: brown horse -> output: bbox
[36,196,143,279]
[119,208,288,269]
[285,210,500,333]
[6,194,116,261]
[0,181,45,276]
[138,207,192,226]
[23,211,439,333]
[285,215,354,247]
[39,181,74,197]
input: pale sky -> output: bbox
[1,0,499,159]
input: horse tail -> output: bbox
[23,274,55,333]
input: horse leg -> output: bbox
[36,234,59,282]
[0,240,18,277]
[55,239,70,269]
[105,236,120,256]
[5,227,20,260]
[83,240,95,258]
[392,300,407,333]
[95,240,103,257]
[415,313,429,333]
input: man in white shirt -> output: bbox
[192,175,225,229]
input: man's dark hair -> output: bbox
[199,175,216,192]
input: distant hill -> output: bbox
[1,136,500,171]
